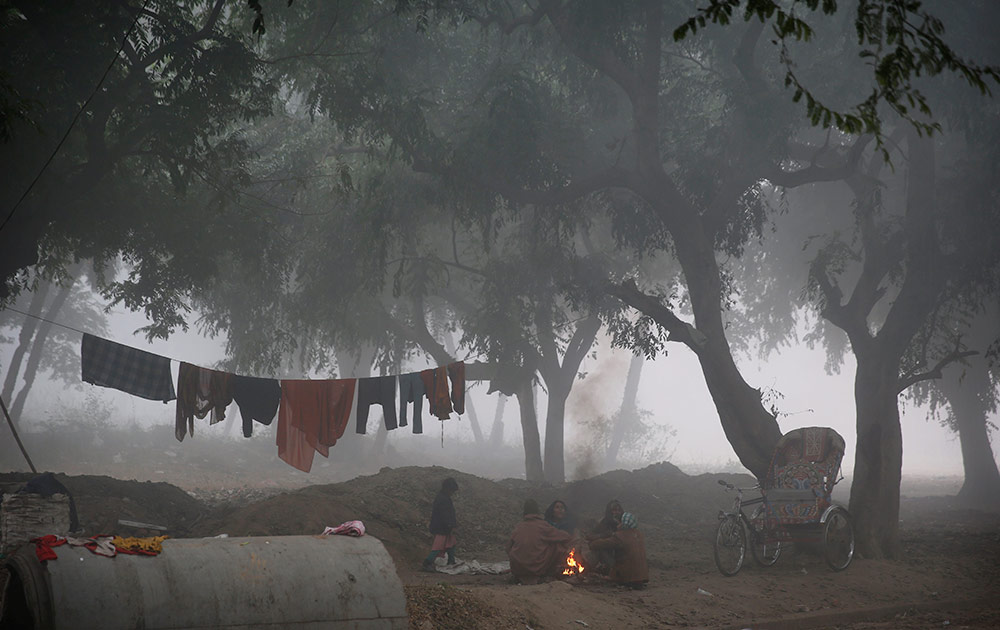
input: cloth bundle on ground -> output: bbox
[31,534,168,562]
[321,521,366,537]
[433,558,510,575]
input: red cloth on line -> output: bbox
[175,362,235,441]
[420,367,452,420]
[447,362,465,415]
[277,379,356,473]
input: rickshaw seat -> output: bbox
[763,427,846,526]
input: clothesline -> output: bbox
[4,307,468,475]
[6,304,475,380]
[78,333,467,474]
[5,305,189,364]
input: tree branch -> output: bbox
[896,350,979,394]
[766,135,872,188]
[604,279,702,352]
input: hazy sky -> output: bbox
[3,292,993,479]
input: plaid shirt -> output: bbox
[81,334,176,402]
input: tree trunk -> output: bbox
[664,212,783,478]
[463,395,485,445]
[488,393,506,447]
[515,378,544,482]
[606,353,644,470]
[849,357,903,559]
[2,285,49,409]
[939,362,1000,504]
[537,313,601,483]
[9,280,75,421]
[543,376,571,483]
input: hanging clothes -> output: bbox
[175,362,235,442]
[277,379,356,473]
[447,361,466,415]
[81,333,175,402]
[398,372,426,434]
[355,375,398,434]
[420,367,452,420]
[232,375,281,438]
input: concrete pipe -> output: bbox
[1,535,407,629]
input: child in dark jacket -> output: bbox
[421,477,459,571]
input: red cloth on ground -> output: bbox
[31,534,65,562]
[277,379,356,473]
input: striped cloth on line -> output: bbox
[81,333,176,402]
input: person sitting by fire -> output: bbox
[588,511,648,589]
[544,499,577,534]
[506,499,573,584]
[585,499,623,575]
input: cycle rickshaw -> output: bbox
[713,426,855,575]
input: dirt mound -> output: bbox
[187,466,526,568]
[184,461,751,573]
[1,463,756,571]
[0,472,207,537]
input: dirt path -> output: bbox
[3,465,998,629]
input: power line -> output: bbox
[0,1,150,235]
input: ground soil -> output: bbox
[2,464,998,629]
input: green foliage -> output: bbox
[675,0,1000,161]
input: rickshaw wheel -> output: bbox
[823,507,855,571]
[714,515,746,576]
[750,506,781,566]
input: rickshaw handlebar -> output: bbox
[717,479,760,493]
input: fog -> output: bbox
[2,297,987,485]
[1,1,998,508]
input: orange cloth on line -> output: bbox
[175,362,235,441]
[447,361,465,415]
[420,367,452,420]
[277,379,356,473]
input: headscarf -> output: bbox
[620,512,638,530]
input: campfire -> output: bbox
[562,548,585,576]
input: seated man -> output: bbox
[588,511,648,588]
[506,499,573,584]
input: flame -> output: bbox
[562,548,585,576]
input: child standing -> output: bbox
[422,477,459,571]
